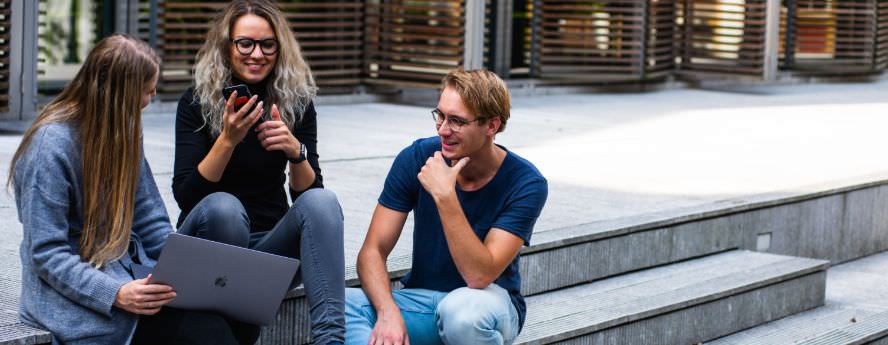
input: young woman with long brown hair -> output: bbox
[9,34,244,345]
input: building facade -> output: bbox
[1,0,886,120]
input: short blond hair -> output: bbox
[441,69,511,133]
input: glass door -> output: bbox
[36,0,103,99]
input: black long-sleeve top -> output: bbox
[172,83,323,232]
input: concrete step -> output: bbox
[706,306,888,345]
[0,321,48,345]
[0,275,49,345]
[514,250,828,345]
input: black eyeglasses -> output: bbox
[431,108,480,133]
[231,38,279,56]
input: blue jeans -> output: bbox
[344,285,519,345]
[178,190,345,345]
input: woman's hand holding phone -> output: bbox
[256,104,302,160]
[220,90,264,147]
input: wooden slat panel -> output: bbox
[780,0,880,73]
[876,0,888,69]
[536,0,648,81]
[645,0,677,76]
[831,0,876,69]
[157,1,215,95]
[137,0,154,43]
[364,0,464,87]
[0,0,9,112]
[676,0,768,78]
[157,0,363,96]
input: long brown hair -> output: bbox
[9,34,160,268]
[193,0,316,137]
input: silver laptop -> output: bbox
[147,233,300,325]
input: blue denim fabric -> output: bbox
[179,189,345,345]
[345,284,519,345]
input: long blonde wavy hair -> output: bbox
[193,0,317,137]
[9,35,160,268]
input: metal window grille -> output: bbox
[0,0,10,112]
[676,0,769,77]
[363,0,466,88]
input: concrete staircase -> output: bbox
[261,226,829,344]
[2,184,887,345]
[258,179,888,344]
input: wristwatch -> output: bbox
[288,143,307,164]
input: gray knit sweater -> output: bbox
[13,121,172,344]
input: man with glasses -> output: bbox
[344,69,548,345]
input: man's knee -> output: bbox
[436,286,508,334]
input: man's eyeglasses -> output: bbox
[431,108,480,133]
[232,38,279,56]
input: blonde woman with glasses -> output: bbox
[172,1,345,344]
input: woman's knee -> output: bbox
[201,192,246,217]
[294,189,342,216]
[195,192,250,246]
[292,189,344,231]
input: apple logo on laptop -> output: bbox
[215,276,228,288]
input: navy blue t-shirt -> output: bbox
[379,137,548,329]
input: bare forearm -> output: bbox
[435,193,497,287]
[288,160,315,192]
[197,137,235,182]
[357,249,400,316]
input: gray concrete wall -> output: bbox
[521,181,888,297]
[740,184,888,263]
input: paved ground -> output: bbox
[2,80,888,283]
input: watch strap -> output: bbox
[288,143,307,164]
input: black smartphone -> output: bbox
[222,84,264,123]
[222,84,252,111]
